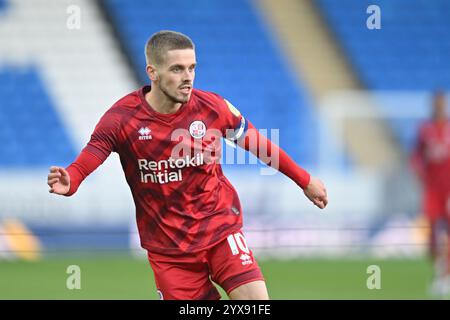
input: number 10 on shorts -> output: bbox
[227,232,250,255]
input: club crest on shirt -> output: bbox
[189,120,206,139]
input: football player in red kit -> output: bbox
[411,91,450,296]
[47,30,328,300]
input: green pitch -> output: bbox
[0,255,436,299]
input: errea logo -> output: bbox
[240,253,252,265]
[138,127,152,140]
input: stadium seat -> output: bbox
[0,67,76,168]
[318,0,450,152]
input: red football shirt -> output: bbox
[81,86,247,255]
[412,120,450,191]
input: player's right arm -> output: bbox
[410,124,427,185]
[47,108,120,196]
[47,166,71,195]
[47,151,104,195]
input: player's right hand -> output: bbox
[303,176,328,209]
[47,166,70,195]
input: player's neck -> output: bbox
[433,117,447,125]
[145,86,182,115]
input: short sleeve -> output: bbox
[82,108,121,161]
[217,97,248,142]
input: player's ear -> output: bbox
[146,65,159,82]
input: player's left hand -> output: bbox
[303,176,328,209]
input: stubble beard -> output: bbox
[159,82,189,104]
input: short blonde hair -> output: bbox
[145,30,195,66]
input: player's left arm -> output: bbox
[238,121,327,209]
[220,98,328,209]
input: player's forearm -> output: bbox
[238,121,311,189]
[410,150,426,181]
[65,150,103,196]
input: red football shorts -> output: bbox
[146,230,264,300]
[423,187,450,223]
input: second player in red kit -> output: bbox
[411,91,450,295]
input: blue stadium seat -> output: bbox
[0,67,77,168]
[318,0,450,91]
[318,0,450,152]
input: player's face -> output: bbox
[157,49,196,104]
[433,94,447,120]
